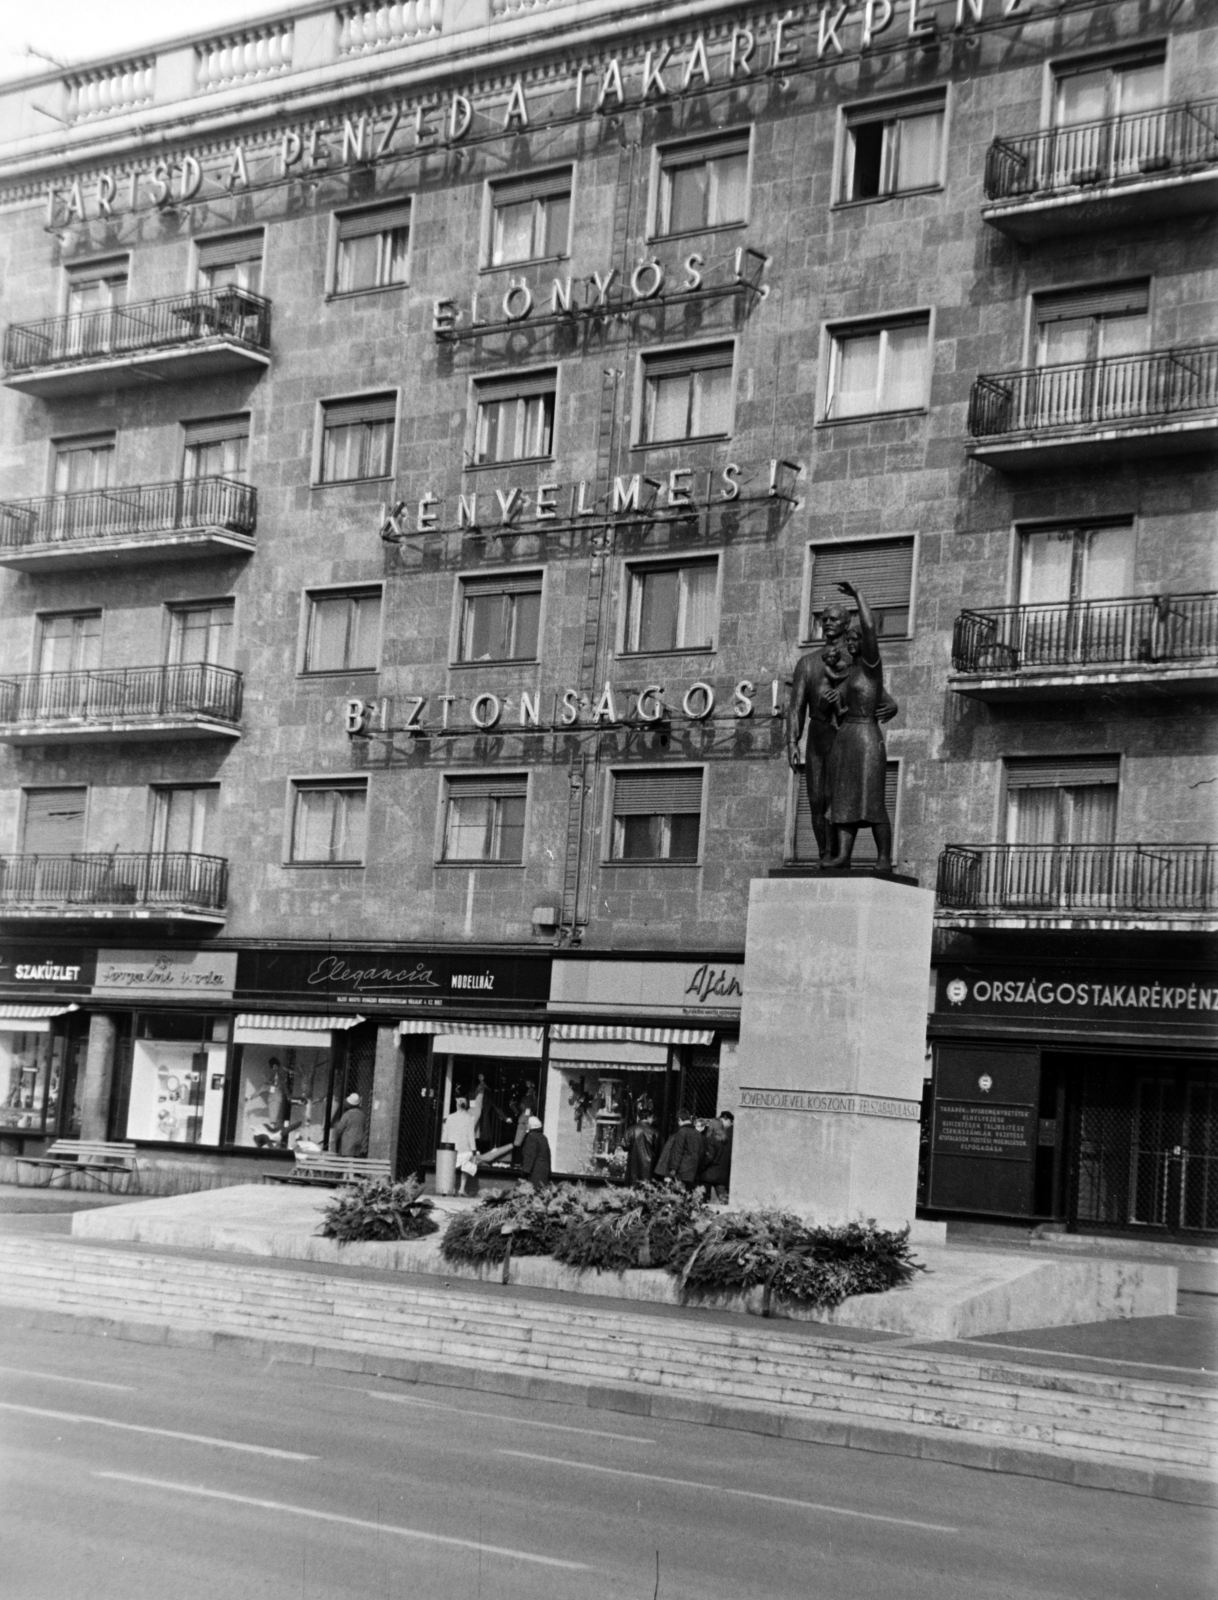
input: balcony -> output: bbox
[0,664,243,744]
[0,478,255,572]
[3,288,271,398]
[0,852,228,924]
[983,99,1218,242]
[936,843,1218,932]
[949,592,1218,702]
[968,344,1218,470]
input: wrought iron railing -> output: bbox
[0,477,255,552]
[985,98,1218,201]
[3,287,271,374]
[0,664,242,728]
[937,844,1218,915]
[952,592,1218,675]
[969,343,1218,439]
[0,852,228,911]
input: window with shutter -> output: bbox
[656,133,750,235]
[457,573,542,662]
[611,769,703,862]
[443,775,528,863]
[319,395,397,483]
[623,559,718,654]
[489,169,572,266]
[334,203,411,294]
[196,231,264,293]
[182,415,249,482]
[640,344,734,444]
[21,788,87,854]
[807,539,915,638]
[304,589,382,673]
[473,372,556,465]
[1003,756,1119,848]
[793,764,899,863]
[841,96,945,202]
[1034,282,1149,367]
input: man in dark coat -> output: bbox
[699,1110,734,1200]
[664,1110,704,1189]
[624,1115,659,1185]
[518,1116,552,1191]
[329,1093,367,1157]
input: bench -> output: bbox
[263,1151,391,1188]
[14,1139,141,1193]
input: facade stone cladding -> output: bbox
[0,0,1212,965]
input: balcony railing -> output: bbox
[985,99,1218,201]
[3,287,271,376]
[937,844,1218,916]
[969,344,1218,440]
[0,664,243,729]
[0,478,255,555]
[952,592,1218,675]
[0,853,228,913]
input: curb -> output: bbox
[6,1301,1214,1507]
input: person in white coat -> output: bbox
[441,1077,485,1196]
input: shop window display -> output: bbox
[125,1014,229,1145]
[0,1028,61,1132]
[236,1044,333,1150]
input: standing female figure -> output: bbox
[823,581,897,871]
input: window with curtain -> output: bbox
[1019,523,1135,605]
[334,203,411,293]
[641,345,734,444]
[182,417,249,481]
[151,786,220,855]
[1052,51,1165,127]
[624,559,718,653]
[442,776,527,863]
[657,134,749,235]
[1004,757,1119,846]
[457,574,542,662]
[489,170,572,266]
[826,318,929,418]
[611,769,703,863]
[304,589,382,673]
[290,782,368,864]
[168,603,234,668]
[842,98,944,201]
[36,612,101,675]
[196,231,264,293]
[473,373,556,465]
[806,538,915,638]
[319,395,396,483]
[1034,283,1150,368]
[53,436,114,495]
[65,261,128,317]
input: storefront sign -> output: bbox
[92,949,238,1001]
[937,966,1218,1021]
[932,1101,1037,1159]
[551,957,744,1020]
[236,948,552,1011]
[0,945,95,995]
[739,1087,920,1120]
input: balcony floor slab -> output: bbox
[0,718,241,745]
[981,166,1218,243]
[0,528,255,572]
[948,663,1218,702]
[935,913,1218,935]
[969,414,1218,472]
[3,341,270,399]
[0,906,226,926]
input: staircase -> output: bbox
[0,1235,1212,1503]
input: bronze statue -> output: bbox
[786,581,897,871]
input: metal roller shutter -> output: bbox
[612,769,704,816]
[445,775,528,800]
[492,167,572,203]
[660,132,749,168]
[1004,756,1120,788]
[475,369,557,404]
[196,231,264,269]
[336,203,411,240]
[22,788,86,854]
[643,343,734,378]
[461,571,543,596]
[1035,282,1149,323]
[323,393,397,425]
[809,539,915,613]
[183,414,249,446]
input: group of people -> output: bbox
[624,1108,734,1200]
[441,1076,550,1195]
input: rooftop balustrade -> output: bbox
[0,663,243,744]
[0,477,256,571]
[967,343,1218,470]
[3,288,271,398]
[0,852,228,921]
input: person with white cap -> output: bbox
[518,1115,551,1191]
[330,1092,367,1157]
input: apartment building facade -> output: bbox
[0,0,1213,1234]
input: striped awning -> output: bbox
[235,1013,365,1032]
[398,1021,543,1040]
[0,1003,78,1021]
[550,1023,715,1046]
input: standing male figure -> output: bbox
[786,601,854,864]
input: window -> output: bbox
[182,417,249,481]
[473,372,555,465]
[1004,757,1118,846]
[641,345,734,444]
[304,589,382,673]
[1053,50,1165,128]
[334,203,411,294]
[442,775,527,864]
[151,786,220,855]
[319,395,396,484]
[168,602,234,668]
[624,559,717,653]
[457,574,541,663]
[125,1013,229,1146]
[21,788,86,854]
[657,134,749,235]
[794,763,899,863]
[37,612,101,674]
[290,781,368,864]
[841,99,944,201]
[806,539,915,638]
[489,170,571,266]
[611,769,703,863]
[826,317,929,419]
[1034,283,1149,368]
[1019,523,1135,605]
[65,259,128,317]
[196,231,264,294]
[53,435,113,495]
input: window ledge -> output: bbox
[645,220,748,244]
[435,859,525,869]
[797,635,912,649]
[631,433,730,452]
[616,647,717,661]
[601,858,702,869]
[325,284,409,302]
[816,408,927,428]
[298,668,381,679]
[831,187,944,212]
[310,477,395,490]
[281,860,366,870]
[448,658,540,671]
[478,255,571,276]
[463,456,555,475]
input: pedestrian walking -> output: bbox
[660,1109,704,1189]
[329,1093,367,1157]
[624,1113,660,1185]
[699,1110,734,1200]
[518,1116,552,1190]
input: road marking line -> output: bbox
[0,1365,133,1392]
[93,1473,590,1570]
[365,1390,655,1444]
[0,1403,314,1460]
[498,1451,959,1534]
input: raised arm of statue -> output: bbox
[837,581,878,664]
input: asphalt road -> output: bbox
[0,1318,1213,1600]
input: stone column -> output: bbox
[367,1024,403,1169]
[730,876,935,1230]
[79,1013,119,1141]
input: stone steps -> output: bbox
[2,1238,1213,1486]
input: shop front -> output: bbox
[0,946,95,1150]
[926,955,1218,1238]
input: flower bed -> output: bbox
[319,1175,439,1243]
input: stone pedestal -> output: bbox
[730,875,935,1230]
